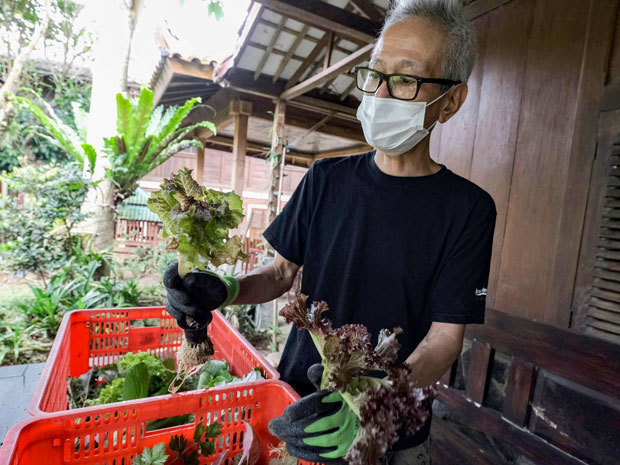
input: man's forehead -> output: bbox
[371,56,425,73]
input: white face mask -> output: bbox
[356,90,450,156]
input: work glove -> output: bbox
[268,364,360,463]
[163,261,239,342]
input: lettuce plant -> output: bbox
[147,168,246,278]
[280,294,434,465]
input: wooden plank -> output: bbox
[195,145,204,185]
[273,25,309,83]
[595,257,620,272]
[598,237,620,250]
[466,0,533,310]
[546,0,619,327]
[592,276,620,293]
[590,296,620,313]
[284,32,332,90]
[257,18,351,55]
[254,0,381,44]
[431,417,509,465]
[588,307,620,325]
[465,341,493,404]
[231,113,249,195]
[593,266,620,282]
[254,16,287,80]
[247,41,305,63]
[496,0,592,325]
[467,308,620,399]
[280,43,374,100]
[502,358,536,426]
[596,246,620,259]
[463,0,515,20]
[437,385,589,465]
[529,370,620,465]
[590,286,620,304]
[323,31,334,70]
[348,0,384,22]
[587,317,620,334]
[206,135,312,159]
[600,82,620,111]
[339,79,357,101]
[439,13,489,176]
[266,99,286,226]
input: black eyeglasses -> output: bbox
[354,66,460,101]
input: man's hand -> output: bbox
[163,261,239,335]
[268,364,359,463]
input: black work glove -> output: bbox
[163,261,235,343]
[268,364,359,464]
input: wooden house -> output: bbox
[147,1,620,463]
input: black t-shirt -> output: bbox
[263,151,496,449]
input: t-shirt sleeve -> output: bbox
[430,192,497,324]
[262,164,317,266]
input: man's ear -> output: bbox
[438,83,468,124]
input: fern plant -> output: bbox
[105,88,215,204]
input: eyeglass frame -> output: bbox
[353,66,461,101]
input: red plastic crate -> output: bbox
[30,307,279,415]
[2,381,319,465]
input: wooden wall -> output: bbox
[432,0,619,327]
[143,148,307,196]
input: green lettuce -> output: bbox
[147,168,246,276]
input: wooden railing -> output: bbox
[115,219,162,246]
[433,307,620,465]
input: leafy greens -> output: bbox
[146,167,246,277]
[280,294,435,465]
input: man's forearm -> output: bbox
[404,322,465,387]
[234,263,296,305]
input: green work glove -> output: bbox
[268,364,360,462]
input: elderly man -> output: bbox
[164,0,496,463]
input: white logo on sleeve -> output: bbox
[474,287,487,297]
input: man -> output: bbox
[164,0,496,464]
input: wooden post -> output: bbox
[195,145,205,184]
[266,99,286,226]
[323,31,334,70]
[230,100,252,195]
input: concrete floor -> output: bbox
[0,363,44,445]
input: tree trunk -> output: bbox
[77,0,131,257]
[0,0,51,143]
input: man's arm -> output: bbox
[405,322,465,387]
[233,252,300,305]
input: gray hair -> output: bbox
[377,0,477,84]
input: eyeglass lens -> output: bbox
[356,68,419,100]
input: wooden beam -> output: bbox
[152,60,174,106]
[255,0,380,44]
[195,145,204,184]
[169,56,214,81]
[273,25,310,83]
[349,0,384,22]
[339,79,357,101]
[247,41,305,63]
[314,144,372,160]
[293,95,358,120]
[206,135,314,160]
[287,112,334,149]
[230,100,252,195]
[463,0,515,20]
[284,32,332,90]
[323,31,334,70]
[267,99,286,225]
[254,15,287,80]
[281,43,374,100]
[258,18,353,55]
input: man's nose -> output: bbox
[375,80,391,99]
